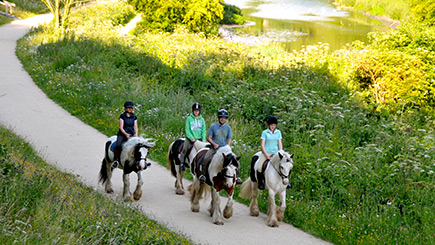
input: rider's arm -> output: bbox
[227,138,232,147]
[119,118,129,137]
[185,116,194,141]
[207,134,219,149]
[278,138,283,151]
[133,119,138,137]
[261,138,270,159]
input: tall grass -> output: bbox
[0,126,192,244]
[15,1,435,244]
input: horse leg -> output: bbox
[211,189,223,225]
[105,160,114,194]
[133,171,143,200]
[276,190,286,222]
[123,173,133,202]
[175,168,185,195]
[223,194,234,219]
[267,190,279,227]
[188,180,201,212]
[249,181,260,216]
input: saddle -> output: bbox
[192,149,209,181]
[177,140,195,155]
[250,156,269,182]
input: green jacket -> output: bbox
[185,113,206,141]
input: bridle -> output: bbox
[271,156,289,180]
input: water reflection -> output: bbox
[223,0,391,51]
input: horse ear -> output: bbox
[236,156,241,161]
[222,153,228,159]
[278,152,284,160]
[290,153,294,158]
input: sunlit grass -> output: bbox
[15,1,435,244]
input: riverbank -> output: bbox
[333,3,400,29]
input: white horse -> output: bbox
[188,145,240,225]
[99,136,155,202]
[167,138,210,195]
[240,150,294,227]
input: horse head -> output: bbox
[133,139,155,171]
[220,152,241,188]
[271,150,294,187]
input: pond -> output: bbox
[222,0,392,51]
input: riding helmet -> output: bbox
[192,102,201,112]
[267,116,278,125]
[217,109,229,118]
[124,101,134,108]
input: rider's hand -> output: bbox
[213,143,219,149]
[192,138,196,142]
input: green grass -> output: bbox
[334,0,411,21]
[0,126,192,244]
[15,1,435,244]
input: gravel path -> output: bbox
[0,13,330,245]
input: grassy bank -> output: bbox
[15,1,435,244]
[0,126,192,244]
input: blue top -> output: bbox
[118,112,137,135]
[261,129,282,154]
[208,123,232,147]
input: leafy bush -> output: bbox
[220,3,244,25]
[410,0,435,26]
[128,0,223,34]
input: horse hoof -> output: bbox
[191,206,200,212]
[250,209,259,217]
[176,189,185,195]
[267,220,279,227]
[133,193,142,200]
[106,189,114,194]
[213,220,224,225]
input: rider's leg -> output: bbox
[180,138,192,171]
[199,148,215,183]
[113,133,127,168]
[256,170,265,190]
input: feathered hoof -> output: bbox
[267,220,279,227]
[133,192,142,201]
[106,188,114,194]
[223,206,233,219]
[176,188,185,195]
[191,205,200,213]
[250,208,259,217]
[213,220,224,225]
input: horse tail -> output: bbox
[188,181,210,203]
[99,141,111,184]
[239,178,253,200]
[167,142,177,177]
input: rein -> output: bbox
[271,159,288,179]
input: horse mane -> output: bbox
[270,150,292,167]
[122,137,155,155]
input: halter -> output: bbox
[271,156,288,180]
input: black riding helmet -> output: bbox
[192,102,201,112]
[124,101,134,108]
[267,116,278,125]
[217,109,229,118]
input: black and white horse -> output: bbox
[240,150,294,227]
[99,136,155,202]
[188,145,240,225]
[167,138,210,195]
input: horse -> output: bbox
[188,145,240,225]
[167,138,210,195]
[239,150,294,227]
[99,136,155,202]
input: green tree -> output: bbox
[40,0,81,29]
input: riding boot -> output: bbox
[179,153,186,171]
[257,171,265,190]
[112,148,121,168]
[199,161,207,184]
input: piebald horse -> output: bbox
[188,145,240,225]
[167,138,210,195]
[240,150,294,227]
[99,136,155,202]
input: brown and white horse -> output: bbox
[240,150,294,227]
[99,136,155,202]
[167,138,210,195]
[188,145,240,225]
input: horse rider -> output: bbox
[113,101,138,168]
[257,116,290,189]
[179,102,207,171]
[199,109,242,185]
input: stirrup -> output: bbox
[199,175,206,183]
[286,184,292,189]
[112,160,119,169]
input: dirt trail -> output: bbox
[0,13,330,245]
